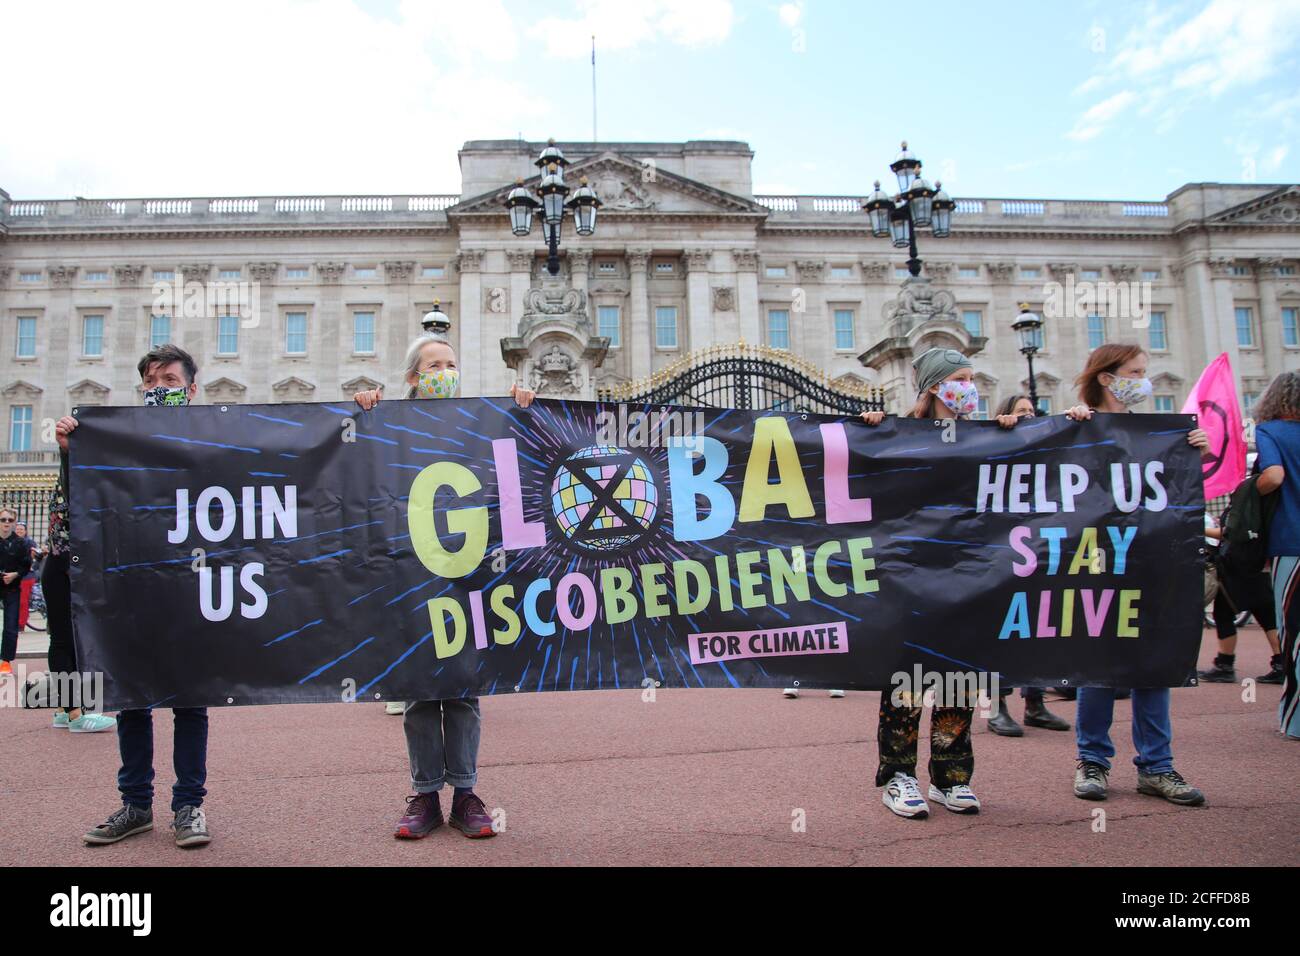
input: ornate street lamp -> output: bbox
[422,297,450,335]
[1012,302,1045,412]
[504,138,602,276]
[862,140,952,277]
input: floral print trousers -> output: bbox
[875,693,974,789]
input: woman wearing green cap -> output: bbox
[860,347,1024,819]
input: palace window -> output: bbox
[1235,307,1255,347]
[217,315,239,355]
[422,266,444,278]
[767,309,790,350]
[1283,307,1298,347]
[655,306,678,348]
[286,267,309,280]
[83,314,105,356]
[9,406,32,452]
[354,312,376,354]
[1087,314,1106,350]
[1142,270,1160,281]
[765,266,787,278]
[962,309,983,337]
[1020,267,1040,279]
[150,314,171,349]
[830,266,853,279]
[1149,311,1167,351]
[286,312,308,355]
[1080,269,1101,280]
[598,305,621,348]
[1154,395,1175,413]
[153,270,174,281]
[16,317,36,358]
[833,309,855,350]
[18,272,41,283]
[219,269,241,280]
[85,270,108,282]
[958,266,980,278]
[354,266,377,279]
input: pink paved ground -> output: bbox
[2,627,1296,866]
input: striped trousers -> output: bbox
[1270,556,1300,738]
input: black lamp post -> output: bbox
[862,141,954,277]
[504,139,602,276]
[1012,303,1045,412]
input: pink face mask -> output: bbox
[935,379,979,416]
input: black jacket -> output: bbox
[0,533,32,591]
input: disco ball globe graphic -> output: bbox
[550,444,659,553]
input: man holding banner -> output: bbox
[80,345,214,849]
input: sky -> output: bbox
[1,0,1298,202]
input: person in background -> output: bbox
[1253,370,1300,738]
[81,344,213,847]
[14,520,39,634]
[0,507,32,675]
[42,423,117,735]
[1201,513,1285,684]
[354,331,536,839]
[1065,343,1209,805]
[985,395,1071,736]
[858,348,1024,819]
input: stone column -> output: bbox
[568,249,592,298]
[383,261,415,391]
[795,259,826,360]
[506,250,535,389]
[684,248,714,351]
[45,265,77,419]
[248,261,280,401]
[626,247,652,381]
[455,250,484,397]
[1193,257,1242,389]
[734,249,760,344]
[1257,258,1285,380]
[314,262,345,394]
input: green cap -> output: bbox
[913,347,971,395]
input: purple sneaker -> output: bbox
[394,792,442,839]
[449,791,496,839]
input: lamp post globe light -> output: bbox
[504,139,602,276]
[1012,302,1045,413]
[422,298,451,335]
[861,141,953,277]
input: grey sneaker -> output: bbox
[172,805,212,847]
[1074,760,1109,800]
[84,804,153,845]
[1137,770,1206,806]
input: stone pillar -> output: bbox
[383,261,415,391]
[1192,257,1242,390]
[506,250,535,389]
[795,259,826,360]
[734,249,760,344]
[248,261,280,401]
[568,250,591,298]
[45,266,77,418]
[455,250,484,397]
[684,248,713,351]
[314,262,345,394]
[1257,257,1285,380]
[626,247,652,381]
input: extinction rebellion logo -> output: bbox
[548,444,663,556]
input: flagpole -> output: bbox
[591,34,597,142]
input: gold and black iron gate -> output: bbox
[599,343,884,413]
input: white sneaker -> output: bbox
[928,784,981,814]
[385,701,405,715]
[882,773,929,819]
[828,689,845,698]
[782,688,799,699]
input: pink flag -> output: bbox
[1181,352,1246,498]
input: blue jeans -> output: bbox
[0,586,20,662]
[403,698,480,793]
[1075,687,1173,775]
[117,708,209,812]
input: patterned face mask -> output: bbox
[416,368,459,400]
[142,386,190,407]
[1107,375,1152,407]
[935,379,979,416]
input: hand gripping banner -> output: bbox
[69,400,1205,710]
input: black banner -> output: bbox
[69,399,1204,710]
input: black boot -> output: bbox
[1197,654,1237,683]
[1257,655,1286,685]
[1023,696,1070,731]
[987,705,1024,737]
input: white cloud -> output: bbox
[778,2,804,29]
[1065,90,1138,141]
[534,0,734,58]
[0,0,548,198]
